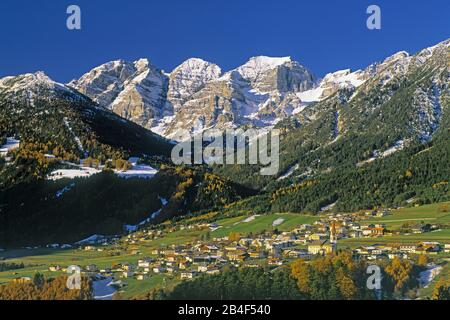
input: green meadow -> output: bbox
[370,202,450,229]
[339,229,450,248]
[1,202,449,297]
[211,213,318,237]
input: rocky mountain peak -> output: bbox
[168,58,221,108]
[0,71,73,96]
[61,38,449,140]
[236,56,293,79]
[235,56,315,93]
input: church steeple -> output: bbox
[330,221,337,249]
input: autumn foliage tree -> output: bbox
[0,274,92,300]
[432,278,450,300]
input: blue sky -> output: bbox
[0,0,448,82]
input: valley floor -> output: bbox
[1,202,449,300]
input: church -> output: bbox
[307,222,337,255]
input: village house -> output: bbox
[138,258,154,268]
[376,210,391,217]
[283,249,311,260]
[122,263,135,271]
[122,271,134,278]
[206,267,220,275]
[308,240,336,255]
[227,251,248,261]
[267,258,282,266]
[197,265,208,272]
[49,265,62,272]
[85,264,98,272]
[100,268,111,274]
[180,270,198,280]
[136,274,148,280]
[309,233,328,241]
[349,230,363,238]
[388,252,408,259]
[166,266,178,274]
[399,244,417,253]
[12,277,32,284]
[249,250,267,259]
[362,224,386,237]
[153,265,166,273]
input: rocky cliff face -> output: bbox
[167,58,222,111]
[67,39,449,140]
[69,55,317,138]
[69,59,169,129]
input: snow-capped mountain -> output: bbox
[0,38,449,247]
[70,58,169,129]
[0,70,172,164]
[2,38,448,143]
[167,58,222,110]
[0,71,83,103]
[69,55,317,138]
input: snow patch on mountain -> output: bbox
[63,117,85,154]
[236,56,292,81]
[278,163,299,180]
[357,140,407,167]
[0,71,72,94]
[124,196,168,231]
[56,182,75,198]
[48,167,101,180]
[414,84,443,142]
[169,58,221,105]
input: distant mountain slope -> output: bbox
[0,71,172,185]
[0,166,256,247]
[0,38,448,246]
[213,39,450,212]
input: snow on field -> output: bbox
[233,215,260,225]
[320,202,337,212]
[75,234,107,245]
[419,265,443,288]
[47,157,158,180]
[115,163,157,179]
[47,167,101,180]
[0,137,20,155]
[114,157,158,179]
[272,218,285,227]
[93,276,116,300]
[243,215,259,223]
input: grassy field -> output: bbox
[211,213,318,237]
[339,229,450,248]
[1,203,449,298]
[117,274,180,299]
[370,202,450,229]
